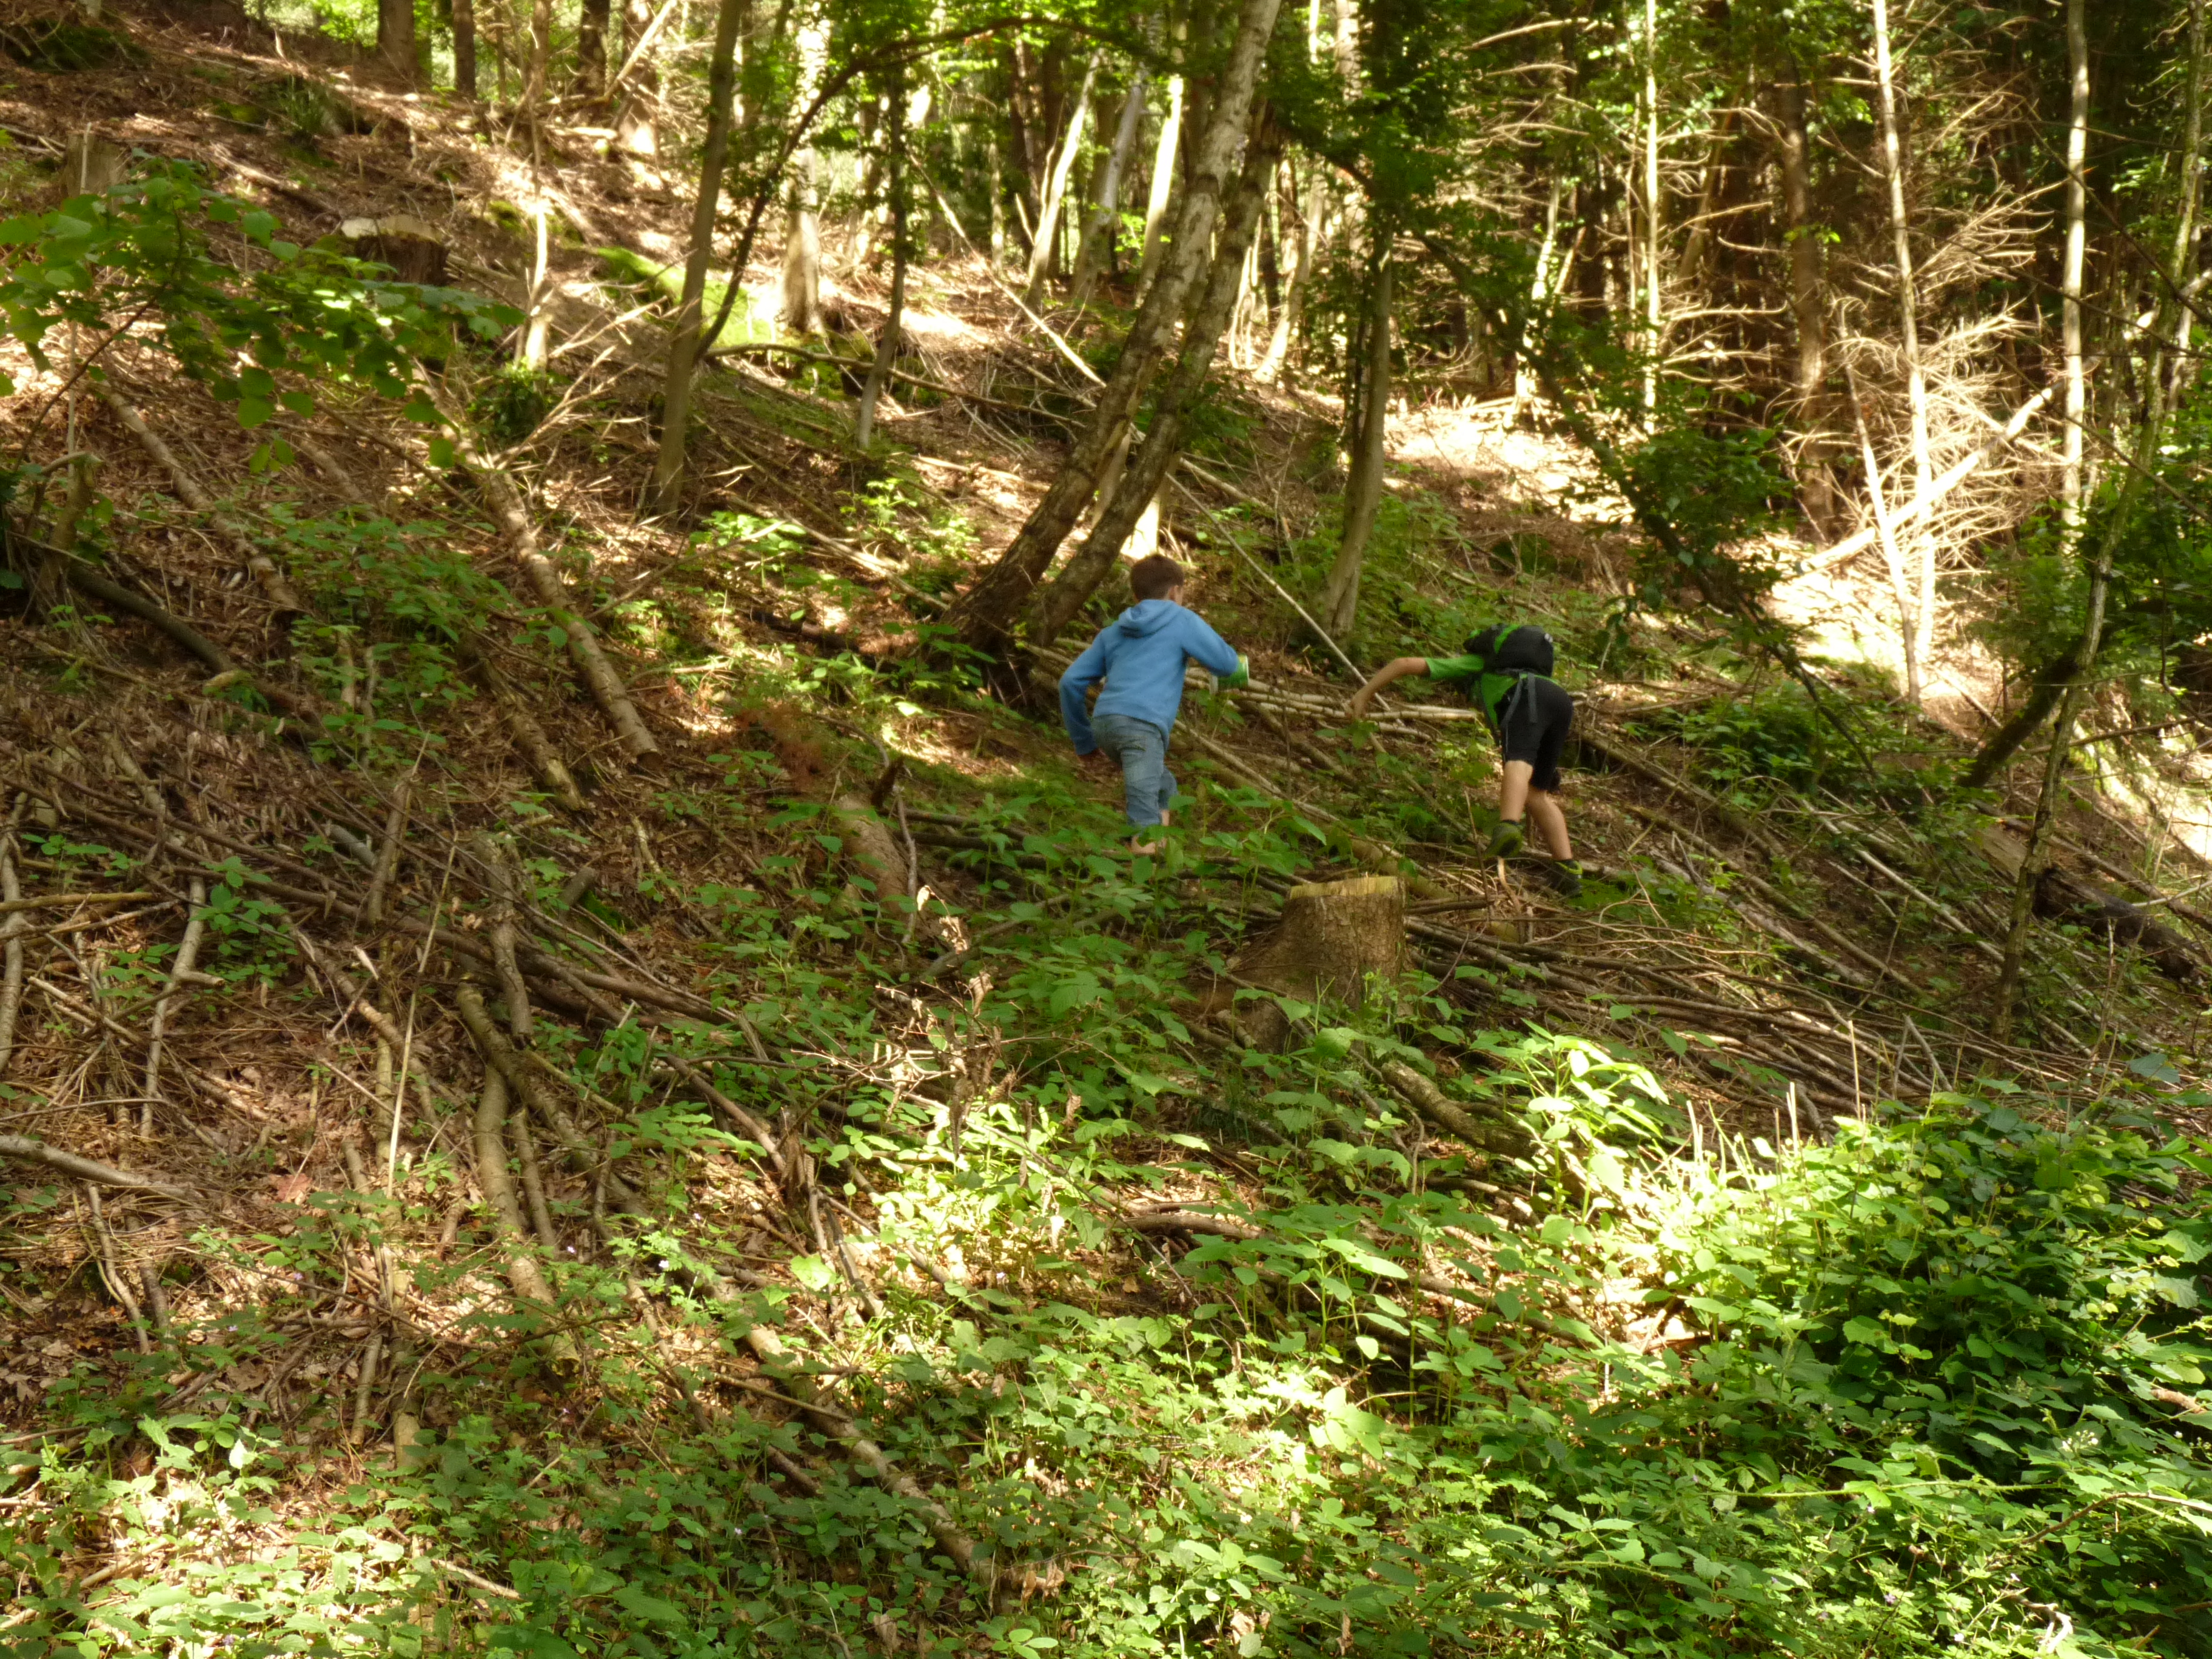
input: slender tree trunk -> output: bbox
[1031,136,1279,643]
[2060,0,2089,549]
[1259,158,1321,382]
[1775,71,1838,535]
[613,0,656,158]
[950,0,1285,654]
[1992,5,2203,1036]
[1136,70,1185,298]
[1847,364,1919,702]
[1321,238,1393,638]
[575,0,610,101]
[779,21,830,335]
[1025,54,1100,305]
[1871,0,1934,695]
[1070,69,1147,310]
[855,71,909,452]
[518,203,551,367]
[1641,0,1661,421]
[988,132,1008,266]
[645,0,748,514]
[526,0,552,144]
[452,0,477,96]
[378,0,417,86]
[1511,176,1564,421]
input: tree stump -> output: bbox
[1222,874,1406,1047]
[53,132,126,201]
[340,214,449,285]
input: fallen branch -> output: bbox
[0,1134,189,1197]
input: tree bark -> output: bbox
[470,1069,580,1372]
[1321,241,1394,638]
[1847,363,1920,702]
[1641,0,1661,421]
[377,0,417,87]
[613,0,655,157]
[452,0,477,98]
[1258,156,1320,382]
[1221,875,1404,1047]
[1870,0,1933,693]
[949,0,1284,655]
[1024,53,1099,305]
[1070,69,1147,310]
[645,0,748,515]
[1030,135,1278,643]
[1774,70,1838,535]
[2060,0,2089,549]
[854,69,910,452]
[1136,69,1185,297]
[574,0,610,101]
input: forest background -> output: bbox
[3,0,2212,1655]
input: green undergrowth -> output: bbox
[7,894,2211,1659]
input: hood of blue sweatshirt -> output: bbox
[1057,599,1245,754]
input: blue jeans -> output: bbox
[1091,713,1177,828]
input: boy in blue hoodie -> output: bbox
[1059,555,1248,850]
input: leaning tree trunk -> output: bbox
[949,0,1285,656]
[1030,133,1279,644]
[1136,68,1185,297]
[1069,69,1148,310]
[1321,240,1394,639]
[614,0,656,157]
[1024,53,1099,306]
[646,0,748,514]
[1218,875,1405,1047]
[1259,157,1322,382]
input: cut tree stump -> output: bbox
[340,214,449,284]
[1221,874,1405,1047]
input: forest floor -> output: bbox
[3,4,2212,1658]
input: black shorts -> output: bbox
[1497,675,1574,793]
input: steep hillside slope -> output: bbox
[1,9,2211,1659]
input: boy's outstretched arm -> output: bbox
[1059,638,1108,754]
[1178,611,1248,686]
[1346,657,1430,719]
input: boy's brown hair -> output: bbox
[1130,554,1186,602]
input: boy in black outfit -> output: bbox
[1346,624,1581,896]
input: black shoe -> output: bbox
[1541,859,1583,900]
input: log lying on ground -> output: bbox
[468,1070,580,1373]
[1376,1060,1535,1159]
[1976,825,2200,981]
[421,379,660,763]
[99,390,310,622]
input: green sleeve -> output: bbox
[1219,654,1250,691]
[1422,654,1486,686]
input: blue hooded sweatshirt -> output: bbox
[1059,599,1247,754]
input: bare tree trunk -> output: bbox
[613,0,655,158]
[855,72,910,452]
[378,0,417,85]
[1024,54,1099,305]
[1030,137,1278,643]
[452,0,478,97]
[988,131,1008,266]
[1070,69,1147,310]
[950,0,1285,654]
[1641,0,1661,421]
[1775,70,1838,535]
[1136,70,1184,297]
[1510,175,1564,421]
[1258,157,1318,381]
[646,0,748,515]
[2060,0,2089,549]
[526,0,552,143]
[1847,363,1920,702]
[780,22,830,335]
[575,0,610,101]
[1321,241,1393,638]
[1871,0,1933,693]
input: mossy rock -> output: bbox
[0,19,145,72]
[598,246,772,351]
